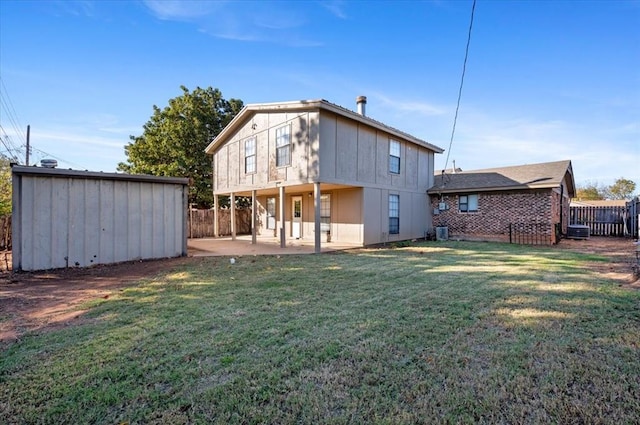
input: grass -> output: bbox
[1,241,639,424]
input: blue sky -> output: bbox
[1,0,638,189]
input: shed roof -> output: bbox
[428,160,575,196]
[11,165,189,185]
[205,99,444,154]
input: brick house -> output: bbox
[427,160,576,244]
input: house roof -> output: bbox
[428,160,576,197]
[570,199,627,207]
[205,99,444,154]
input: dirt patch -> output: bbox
[1,237,638,349]
[551,237,640,289]
[0,256,194,348]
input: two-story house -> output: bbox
[205,97,444,253]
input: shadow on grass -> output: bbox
[2,241,639,424]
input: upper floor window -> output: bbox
[459,194,478,213]
[389,194,399,234]
[389,140,400,174]
[276,126,291,167]
[244,137,256,174]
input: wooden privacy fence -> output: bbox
[509,222,556,246]
[188,208,252,238]
[0,215,10,251]
[569,206,628,237]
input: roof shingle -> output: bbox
[428,160,575,196]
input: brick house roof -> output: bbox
[428,160,575,197]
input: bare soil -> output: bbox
[1,237,638,348]
[0,256,194,348]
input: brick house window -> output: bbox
[276,125,291,167]
[389,194,400,234]
[389,140,400,174]
[459,194,478,212]
[244,137,256,174]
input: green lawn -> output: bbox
[1,241,639,424]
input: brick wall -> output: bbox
[430,189,558,241]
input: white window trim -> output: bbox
[389,139,400,174]
[275,125,291,167]
[244,137,256,174]
[459,194,479,213]
[389,194,400,234]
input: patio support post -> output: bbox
[279,185,286,248]
[251,190,257,245]
[314,182,321,254]
[230,192,236,241]
[213,194,219,238]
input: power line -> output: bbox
[443,0,476,173]
[0,124,23,161]
[0,76,27,143]
[31,146,87,169]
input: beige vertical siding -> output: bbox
[214,110,321,193]
[12,167,187,271]
[212,107,437,246]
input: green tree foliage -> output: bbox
[118,86,243,208]
[575,182,604,200]
[608,177,636,200]
[574,178,637,201]
[0,155,12,216]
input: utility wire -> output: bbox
[0,124,23,161]
[31,146,87,170]
[443,0,476,174]
[0,77,26,143]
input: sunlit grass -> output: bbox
[1,241,639,424]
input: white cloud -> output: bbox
[436,110,640,187]
[142,0,223,21]
[369,92,447,117]
[142,0,324,46]
[320,1,348,19]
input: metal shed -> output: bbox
[12,166,188,271]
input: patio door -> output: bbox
[292,196,302,239]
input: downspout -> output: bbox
[559,184,564,239]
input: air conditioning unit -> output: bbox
[567,224,590,240]
[435,226,449,241]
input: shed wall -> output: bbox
[12,170,187,271]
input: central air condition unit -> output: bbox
[567,224,590,240]
[435,226,449,241]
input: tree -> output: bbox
[608,177,636,200]
[118,86,243,208]
[0,155,11,216]
[575,182,604,200]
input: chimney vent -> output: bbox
[356,95,367,116]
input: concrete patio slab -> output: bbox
[187,235,361,257]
